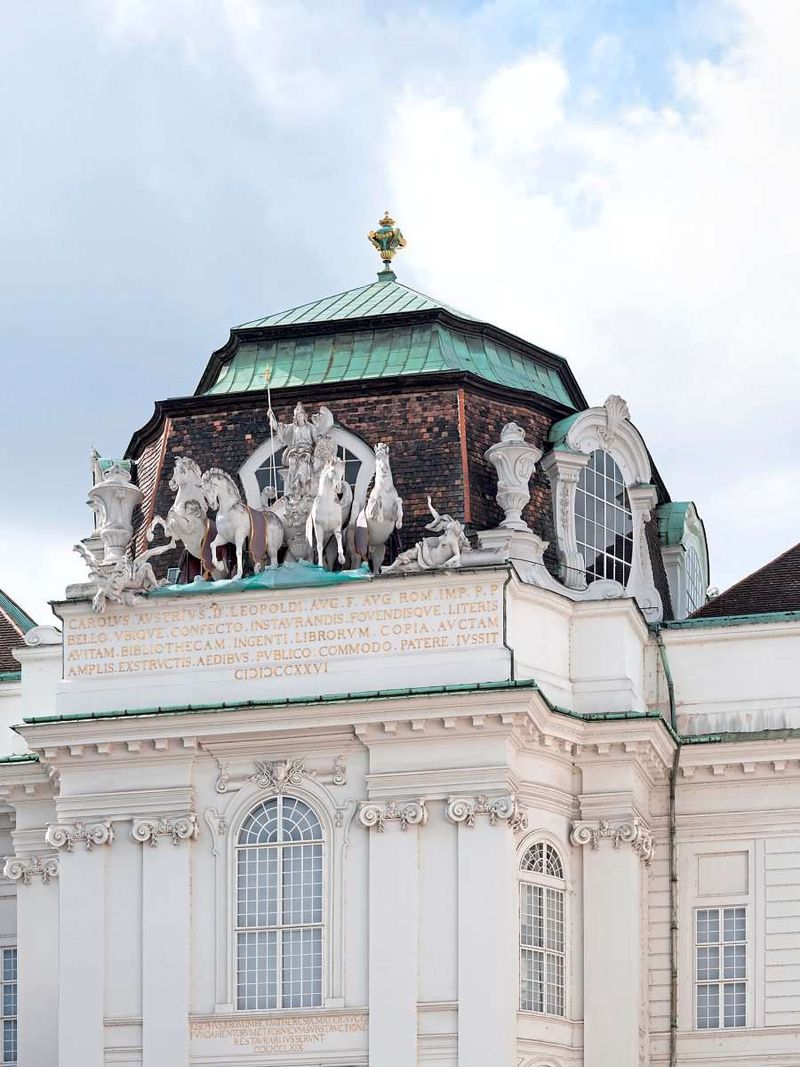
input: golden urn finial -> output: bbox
[368,211,407,278]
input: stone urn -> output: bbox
[484,423,543,531]
[87,460,143,564]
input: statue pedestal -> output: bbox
[476,527,549,566]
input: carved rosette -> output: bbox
[131,814,199,847]
[45,820,114,852]
[358,799,428,832]
[446,794,528,832]
[570,818,654,866]
[3,854,59,885]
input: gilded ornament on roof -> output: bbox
[368,211,407,270]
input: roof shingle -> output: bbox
[0,589,36,674]
[690,542,800,619]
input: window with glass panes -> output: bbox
[256,444,362,500]
[574,450,634,586]
[519,843,565,1016]
[695,907,746,1029]
[236,797,323,1011]
[0,948,17,1065]
[686,547,705,614]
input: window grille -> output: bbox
[0,948,17,1065]
[686,546,705,614]
[695,907,746,1029]
[519,843,565,1016]
[236,797,323,1011]
[574,449,634,585]
[256,444,362,500]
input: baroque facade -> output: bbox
[1,222,800,1067]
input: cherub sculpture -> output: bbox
[382,496,469,573]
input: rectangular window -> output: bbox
[695,907,746,1029]
[520,883,565,1016]
[0,948,17,1065]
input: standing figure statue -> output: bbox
[383,497,469,573]
[268,402,336,560]
[347,442,403,574]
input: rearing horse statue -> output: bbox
[348,442,403,574]
[147,456,227,579]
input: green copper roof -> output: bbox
[206,321,574,407]
[237,279,474,329]
[0,590,36,634]
[655,502,691,546]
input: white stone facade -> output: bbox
[1,564,798,1067]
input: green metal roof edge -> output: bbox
[0,753,38,765]
[659,610,800,630]
[22,679,540,725]
[548,411,582,445]
[0,671,21,683]
[655,502,690,546]
[0,590,36,634]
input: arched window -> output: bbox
[685,546,704,614]
[519,841,566,1016]
[236,796,323,1011]
[574,449,634,586]
[238,425,375,511]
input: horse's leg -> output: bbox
[315,524,325,568]
[208,533,226,575]
[147,516,165,543]
[335,526,345,566]
[370,543,386,575]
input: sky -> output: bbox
[0,0,798,623]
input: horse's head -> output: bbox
[201,469,221,509]
[375,442,391,476]
[321,458,345,495]
[170,455,201,492]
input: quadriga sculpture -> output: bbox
[201,468,284,580]
[147,456,226,580]
[383,496,469,573]
[348,442,403,574]
[306,458,349,569]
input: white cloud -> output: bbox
[388,0,800,590]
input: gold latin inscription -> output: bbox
[63,581,504,682]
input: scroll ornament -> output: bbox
[570,818,655,866]
[446,794,528,832]
[45,820,115,852]
[358,799,428,832]
[130,814,199,847]
[3,854,59,885]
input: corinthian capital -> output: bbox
[570,818,654,866]
[446,794,528,832]
[358,799,428,832]
[131,814,199,846]
[45,820,114,851]
[3,854,59,885]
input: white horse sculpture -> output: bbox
[202,468,284,580]
[147,456,226,578]
[348,442,403,574]
[306,459,348,569]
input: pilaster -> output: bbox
[448,794,525,1067]
[359,798,427,1066]
[541,449,591,590]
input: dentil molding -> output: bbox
[45,820,114,851]
[3,854,59,885]
[570,818,654,866]
[131,814,199,846]
[446,794,528,832]
[358,799,428,832]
